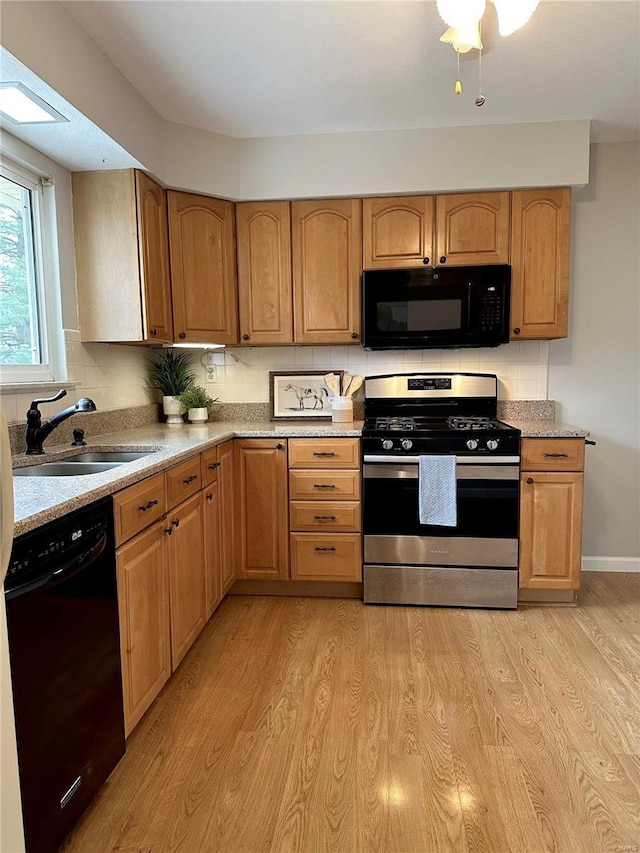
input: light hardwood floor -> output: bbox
[62,573,640,853]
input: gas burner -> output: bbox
[447,416,499,431]
[375,417,417,431]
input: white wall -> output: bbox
[549,141,640,563]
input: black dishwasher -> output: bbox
[5,496,125,853]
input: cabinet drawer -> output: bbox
[201,446,220,487]
[290,501,361,532]
[166,457,202,509]
[288,438,360,469]
[114,473,167,546]
[290,533,362,581]
[521,438,585,472]
[289,469,361,501]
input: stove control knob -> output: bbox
[466,438,479,450]
[401,439,414,451]
[487,439,500,451]
[381,439,394,451]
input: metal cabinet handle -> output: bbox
[313,451,335,457]
[242,333,250,341]
[544,453,568,458]
[206,493,214,502]
[172,518,180,528]
[585,439,597,446]
[526,478,534,485]
[150,328,157,336]
[439,256,447,264]
[314,515,336,521]
[182,474,198,485]
[208,462,220,470]
[313,484,336,489]
[423,257,430,265]
[351,332,358,339]
[513,327,521,335]
[179,332,186,339]
[275,443,284,450]
[165,526,173,536]
[138,499,159,512]
[314,546,336,552]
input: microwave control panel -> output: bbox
[479,286,504,332]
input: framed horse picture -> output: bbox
[269,370,344,420]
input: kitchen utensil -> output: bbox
[346,376,363,396]
[324,373,340,397]
[341,371,352,395]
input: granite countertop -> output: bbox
[503,419,591,438]
[11,420,363,537]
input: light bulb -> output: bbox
[492,0,540,36]
[439,24,483,53]
[437,0,486,29]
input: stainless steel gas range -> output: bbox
[362,372,521,609]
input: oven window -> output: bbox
[377,299,462,332]
[363,475,519,539]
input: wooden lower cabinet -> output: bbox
[166,492,206,669]
[235,439,289,580]
[218,440,237,595]
[519,437,585,593]
[290,533,362,581]
[202,483,222,618]
[116,521,171,737]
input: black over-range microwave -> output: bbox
[362,264,511,350]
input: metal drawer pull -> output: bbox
[208,462,220,470]
[585,439,597,446]
[313,484,336,489]
[313,451,335,457]
[526,478,534,484]
[314,515,336,521]
[172,518,180,528]
[206,493,214,502]
[138,499,159,512]
[544,453,568,458]
[182,474,198,485]
[275,443,284,450]
[314,546,336,552]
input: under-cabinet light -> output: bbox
[162,343,226,350]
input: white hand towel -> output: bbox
[418,455,457,527]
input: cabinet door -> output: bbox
[135,172,173,342]
[292,198,362,344]
[519,472,584,590]
[235,439,289,580]
[116,521,171,736]
[510,188,571,340]
[218,440,237,594]
[363,196,434,269]
[202,484,221,618]
[236,201,293,345]
[167,493,206,669]
[435,192,510,266]
[168,191,238,344]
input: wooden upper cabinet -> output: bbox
[135,172,173,342]
[72,169,173,343]
[510,188,571,340]
[235,439,289,581]
[435,192,510,266]
[292,198,362,344]
[363,196,435,269]
[168,191,238,345]
[236,201,293,345]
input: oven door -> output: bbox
[362,455,519,569]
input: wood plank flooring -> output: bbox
[61,573,640,853]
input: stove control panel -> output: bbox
[401,439,414,450]
[381,439,394,450]
[466,438,479,450]
[408,377,451,391]
[487,439,499,451]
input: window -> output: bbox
[0,157,64,384]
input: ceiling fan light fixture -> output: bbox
[436,0,486,30]
[492,0,541,37]
[439,24,483,53]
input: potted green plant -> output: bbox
[146,350,196,425]
[178,386,218,424]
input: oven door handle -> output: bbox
[363,454,520,464]
[363,462,520,481]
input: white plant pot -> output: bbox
[162,395,184,426]
[187,407,208,424]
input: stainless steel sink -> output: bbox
[14,461,124,477]
[65,451,155,463]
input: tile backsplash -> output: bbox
[194,341,549,403]
[1,338,548,424]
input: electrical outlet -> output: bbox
[205,365,217,383]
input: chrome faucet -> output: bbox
[25,389,97,455]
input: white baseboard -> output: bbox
[582,556,640,573]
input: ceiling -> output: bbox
[62,0,640,143]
